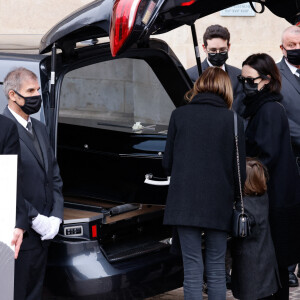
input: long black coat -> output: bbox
[244,93,300,267]
[163,93,246,232]
[231,194,280,299]
[0,115,28,231]
[3,107,64,250]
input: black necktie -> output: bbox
[26,122,33,135]
[295,69,300,83]
[26,122,44,165]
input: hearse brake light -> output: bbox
[110,0,142,57]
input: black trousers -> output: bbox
[14,246,48,300]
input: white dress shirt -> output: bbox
[8,106,32,131]
[207,58,226,71]
[284,58,300,77]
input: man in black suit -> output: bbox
[187,24,245,114]
[277,25,300,288]
[0,115,28,259]
[2,67,64,300]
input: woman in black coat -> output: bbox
[163,67,246,300]
[239,53,300,300]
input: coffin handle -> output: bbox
[144,174,170,186]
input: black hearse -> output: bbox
[0,0,299,299]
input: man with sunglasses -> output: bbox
[2,67,64,300]
[277,25,300,288]
[187,24,245,114]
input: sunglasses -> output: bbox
[237,75,261,85]
[207,50,228,56]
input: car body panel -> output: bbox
[39,0,113,54]
[44,240,183,299]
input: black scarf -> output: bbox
[242,90,283,119]
[189,92,228,108]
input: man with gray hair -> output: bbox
[2,67,64,300]
[277,25,300,289]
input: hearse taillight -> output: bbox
[110,0,142,57]
[110,0,165,57]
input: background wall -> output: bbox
[0,1,291,68]
[157,7,290,69]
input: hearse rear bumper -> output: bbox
[44,239,183,299]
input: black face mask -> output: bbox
[14,90,42,115]
[243,80,268,98]
[283,47,300,65]
[243,82,260,98]
[208,52,228,67]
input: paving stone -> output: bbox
[147,282,300,299]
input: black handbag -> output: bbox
[232,111,251,238]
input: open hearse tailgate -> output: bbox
[61,196,171,263]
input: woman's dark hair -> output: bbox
[185,67,233,108]
[244,158,269,196]
[203,25,230,47]
[242,53,281,93]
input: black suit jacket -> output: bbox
[0,115,28,231]
[277,57,300,151]
[187,59,245,114]
[3,107,64,250]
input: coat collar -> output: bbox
[278,57,300,94]
[3,106,48,172]
[242,90,283,118]
[189,93,228,108]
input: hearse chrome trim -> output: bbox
[63,214,103,225]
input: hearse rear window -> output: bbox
[58,58,175,134]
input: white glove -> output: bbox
[41,216,62,240]
[32,214,51,236]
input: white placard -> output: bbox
[0,155,18,300]
[220,3,256,17]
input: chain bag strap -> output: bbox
[233,111,245,213]
[232,111,251,238]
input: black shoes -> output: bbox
[289,271,299,287]
[226,272,232,290]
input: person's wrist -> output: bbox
[32,213,40,222]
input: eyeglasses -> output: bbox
[207,49,228,56]
[237,75,261,85]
